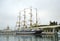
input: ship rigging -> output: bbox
[16,7,39,31]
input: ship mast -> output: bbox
[23,9,26,28]
[36,8,38,26]
[19,12,21,28]
[30,7,32,28]
[16,12,21,30]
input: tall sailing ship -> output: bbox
[16,7,42,35]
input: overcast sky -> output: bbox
[0,0,60,30]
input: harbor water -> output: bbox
[0,34,60,41]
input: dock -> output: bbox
[41,32,55,35]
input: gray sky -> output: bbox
[0,0,60,30]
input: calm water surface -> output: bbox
[0,35,60,41]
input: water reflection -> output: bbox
[15,35,56,41]
[6,35,9,41]
[0,34,59,41]
[16,35,33,41]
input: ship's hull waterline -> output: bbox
[0,30,42,35]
